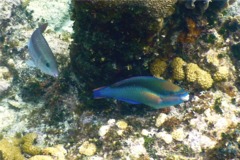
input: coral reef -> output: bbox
[150,56,214,89]
[0,0,240,159]
[70,0,177,108]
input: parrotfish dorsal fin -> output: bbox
[38,23,48,33]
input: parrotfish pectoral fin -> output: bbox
[93,86,106,99]
[141,91,162,104]
[117,98,141,104]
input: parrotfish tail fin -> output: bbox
[39,23,48,33]
[93,86,106,99]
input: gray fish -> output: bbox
[28,23,59,77]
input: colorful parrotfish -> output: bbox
[93,76,189,109]
[28,23,59,77]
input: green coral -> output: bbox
[171,57,186,81]
[149,58,167,77]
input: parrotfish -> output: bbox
[93,76,189,109]
[27,23,59,77]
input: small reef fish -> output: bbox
[93,76,189,109]
[27,23,59,77]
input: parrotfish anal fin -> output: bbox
[39,23,48,33]
[142,91,162,104]
[117,98,140,104]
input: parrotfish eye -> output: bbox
[46,62,50,68]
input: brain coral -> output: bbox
[171,57,186,80]
[150,58,167,77]
[22,133,42,155]
[0,138,24,160]
[213,66,229,81]
[186,63,213,89]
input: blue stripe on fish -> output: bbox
[93,76,189,109]
[28,23,59,77]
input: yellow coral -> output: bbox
[186,63,213,89]
[186,63,198,82]
[22,133,42,155]
[197,70,213,89]
[213,66,228,81]
[171,57,186,80]
[0,138,24,160]
[149,58,167,77]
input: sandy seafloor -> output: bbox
[0,0,240,159]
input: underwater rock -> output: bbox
[70,0,177,108]
[171,128,185,141]
[26,0,73,32]
[155,113,167,127]
[156,131,173,144]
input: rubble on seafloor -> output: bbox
[0,0,240,159]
